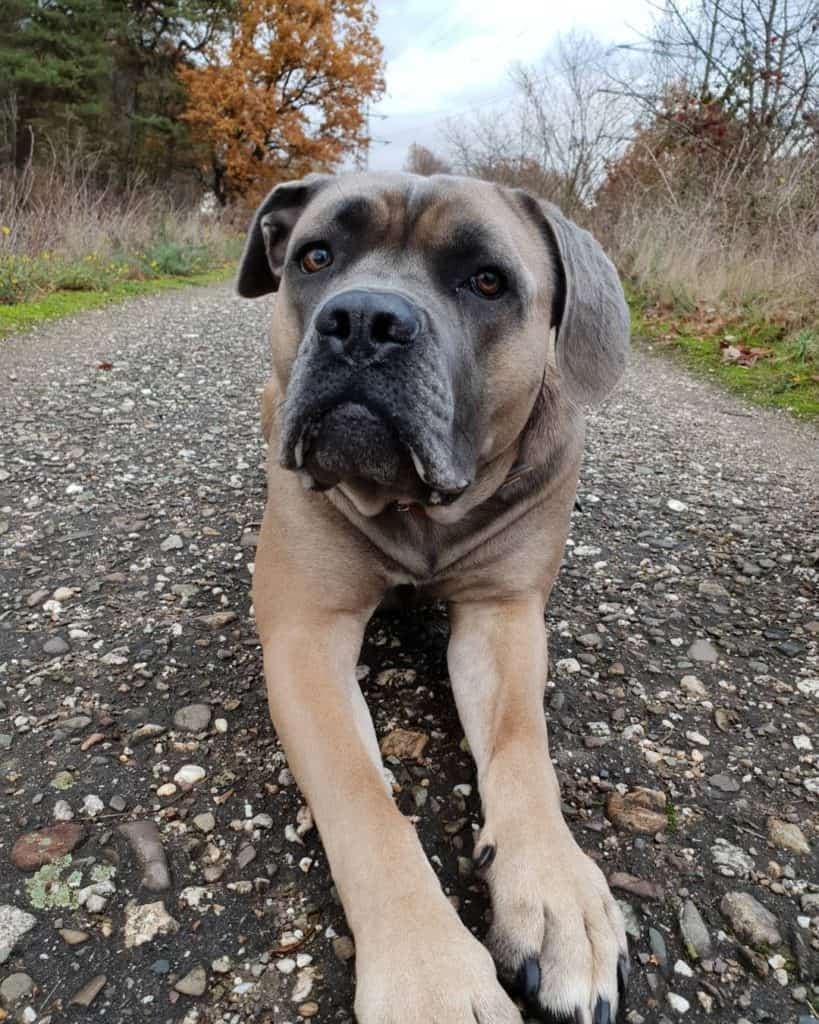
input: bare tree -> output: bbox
[633,0,819,161]
[403,143,452,176]
[442,31,635,212]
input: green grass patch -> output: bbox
[0,265,236,338]
[627,284,819,420]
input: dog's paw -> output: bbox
[354,909,522,1024]
[476,825,629,1023]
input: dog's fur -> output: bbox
[238,172,630,1024]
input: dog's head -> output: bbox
[238,172,628,518]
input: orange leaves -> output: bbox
[178,0,384,205]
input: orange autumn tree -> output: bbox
[179,0,384,205]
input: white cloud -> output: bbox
[369,0,653,169]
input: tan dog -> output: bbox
[238,172,630,1024]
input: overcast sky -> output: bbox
[369,0,653,170]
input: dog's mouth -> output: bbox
[280,399,472,509]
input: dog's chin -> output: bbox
[293,403,420,508]
[283,400,474,518]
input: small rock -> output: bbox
[680,675,707,698]
[667,499,688,512]
[123,900,179,948]
[698,580,730,599]
[649,927,670,976]
[0,905,37,963]
[119,821,172,892]
[379,729,429,761]
[236,844,257,870]
[679,899,712,959]
[193,813,216,834]
[160,534,183,551]
[608,872,663,901]
[687,638,718,663]
[109,795,127,812]
[175,965,208,997]
[43,636,70,656]
[156,783,177,798]
[10,823,85,871]
[174,764,206,788]
[768,818,810,855]
[173,704,212,733]
[198,611,238,629]
[667,992,690,1014]
[59,929,89,945]
[709,773,741,794]
[211,956,231,974]
[721,891,783,949]
[556,657,581,674]
[0,973,34,1007]
[605,788,667,833]
[711,838,755,878]
[69,974,106,1007]
[81,794,104,818]
[332,936,355,961]
[50,770,74,791]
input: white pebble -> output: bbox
[667,992,690,1013]
[174,765,205,787]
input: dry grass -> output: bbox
[595,157,819,329]
[0,147,241,305]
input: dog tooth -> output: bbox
[294,436,305,468]
[408,447,428,483]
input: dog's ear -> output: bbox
[236,173,331,298]
[518,193,629,407]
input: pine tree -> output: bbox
[0,0,113,167]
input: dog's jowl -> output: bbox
[238,171,630,1024]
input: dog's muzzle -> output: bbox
[279,288,478,504]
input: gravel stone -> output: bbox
[175,965,208,997]
[679,899,713,960]
[0,972,34,1006]
[118,821,172,892]
[10,822,85,870]
[721,892,783,949]
[123,900,179,947]
[0,905,37,962]
[173,703,212,733]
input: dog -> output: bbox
[237,172,631,1024]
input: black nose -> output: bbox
[315,289,421,359]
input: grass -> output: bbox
[0,265,236,339]
[627,284,819,420]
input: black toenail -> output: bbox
[617,952,631,995]
[593,998,611,1024]
[474,844,496,870]
[514,957,541,1001]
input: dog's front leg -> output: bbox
[254,537,520,1023]
[448,597,629,1024]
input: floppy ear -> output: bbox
[519,193,629,407]
[236,173,331,298]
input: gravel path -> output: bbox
[1,283,817,1024]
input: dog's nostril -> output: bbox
[372,310,418,345]
[372,312,396,344]
[318,308,351,341]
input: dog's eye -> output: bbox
[300,246,333,274]
[470,268,505,299]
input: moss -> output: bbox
[628,286,819,420]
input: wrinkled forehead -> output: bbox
[293,174,538,266]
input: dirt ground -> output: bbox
[0,283,817,1024]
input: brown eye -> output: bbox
[470,268,505,298]
[300,246,333,273]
